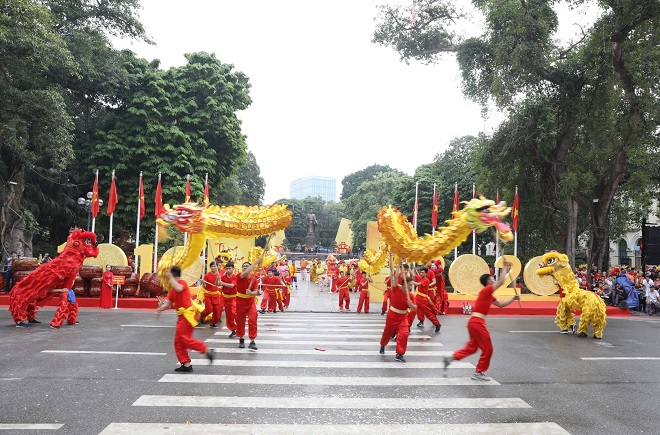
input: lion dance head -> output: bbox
[67,229,100,258]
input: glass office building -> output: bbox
[290,176,337,202]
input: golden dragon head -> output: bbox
[157,203,205,234]
[456,196,513,242]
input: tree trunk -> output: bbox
[565,196,578,268]
[0,170,33,258]
[588,202,611,273]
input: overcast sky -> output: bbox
[114,0,597,203]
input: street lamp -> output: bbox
[77,192,102,231]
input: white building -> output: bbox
[610,200,659,268]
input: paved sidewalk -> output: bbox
[285,277,378,314]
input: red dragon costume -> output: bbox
[9,229,99,326]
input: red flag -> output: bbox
[431,185,438,228]
[203,177,210,207]
[138,174,146,220]
[155,175,164,218]
[185,177,191,203]
[496,190,501,204]
[512,191,520,232]
[106,174,118,216]
[452,184,459,215]
[91,172,100,218]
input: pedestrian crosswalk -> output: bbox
[97,312,571,434]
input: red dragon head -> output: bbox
[67,229,100,258]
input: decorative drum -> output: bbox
[73,276,88,296]
[80,265,103,279]
[88,277,103,296]
[13,270,32,283]
[111,266,133,278]
[139,273,163,297]
[121,276,139,297]
[12,257,39,271]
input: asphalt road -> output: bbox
[1,308,659,434]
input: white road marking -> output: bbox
[581,357,660,360]
[189,359,474,369]
[133,395,528,409]
[159,374,499,386]
[209,347,451,356]
[215,332,434,340]
[0,424,64,430]
[509,330,558,333]
[41,350,167,356]
[100,422,569,435]
[259,327,428,334]
[0,378,21,381]
[205,339,443,347]
[120,325,174,328]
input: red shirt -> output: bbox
[472,285,497,315]
[220,273,237,296]
[390,284,409,311]
[261,276,281,292]
[327,265,339,279]
[335,276,350,291]
[203,272,221,294]
[384,276,392,290]
[236,274,253,295]
[416,277,431,297]
[434,268,445,291]
[167,279,192,310]
[355,270,364,291]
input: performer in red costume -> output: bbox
[10,229,99,327]
[414,266,441,332]
[100,265,113,309]
[327,260,339,293]
[444,260,519,380]
[336,270,351,311]
[356,269,372,314]
[379,256,417,363]
[219,262,238,338]
[260,268,283,313]
[432,260,449,315]
[200,261,223,329]
[381,275,392,315]
[235,259,263,351]
[157,266,215,372]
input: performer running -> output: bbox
[336,270,351,311]
[443,260,519,380]
[199,261,223,329]
[157,266,215,372]
[235,259,262,351]
[432,260,449,315]
[356,268,372,314]
[381,274,392,315]
[413,266,441,332]
[219,261,238,338]
[379,256,417,363]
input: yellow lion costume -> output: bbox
[537,251,607,339]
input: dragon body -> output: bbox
[157,203,292,290]
[377,197,512,264]
[536,251,606,339]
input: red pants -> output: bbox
[222,296,237,331]
[174,315,208,364]
[276,291,284,311]
[266,290,278,312]
[407,294,417,325]
[434,288,449,314]
[282,288,290,307]
[339,289,350,310]
[200,293,223,325]
[380,311,410,355]
[416,296,440,326]
[382,290,391,312]
[235,298,258,340]
[50,293,78,327]
[357,290,370,313]
[453,317,493,373]
[260,290,269,310]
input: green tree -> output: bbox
[277,197,345,250]
[216,151,265,206]
[340,164,403,201]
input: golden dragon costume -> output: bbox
[377,197,513,264]
[157,203,293,291]
[536,251,607,339]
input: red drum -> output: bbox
[14,270,32,283]
[121,276,139,296]
[88,277,102,296]
[139,273,163,297]
[80,265,103,279]
[73,276,88,296]
[111,266,133,278]
[13,258,39,271]
[0,274,4,289]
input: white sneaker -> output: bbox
[471,371,490,381]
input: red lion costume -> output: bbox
[9,229,99,326]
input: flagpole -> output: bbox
[472,183,476,255]
[413,181,419,233]
[495,189,500,279]
[108,170,115,244]
[431,184,436,236]
[91,169,99,233]
[201,173,208,268]
[184,174,190,246]
[153,172,161,274]
[135,171,142,276]
[514,185,518,258]
[454,183,458,260]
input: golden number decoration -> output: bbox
[494,255,522,293]
[524,255,559,296]
[448,254,489,295]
